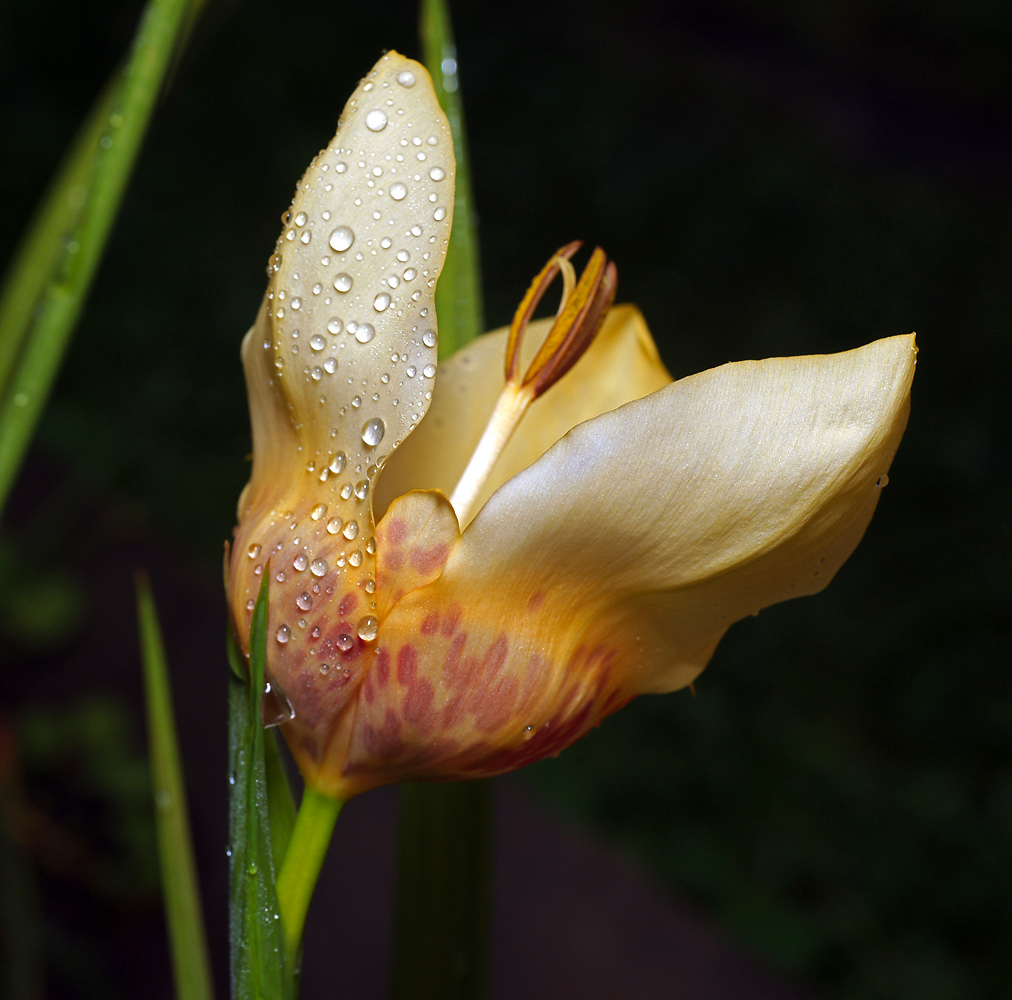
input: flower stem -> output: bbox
[276,786,343,966]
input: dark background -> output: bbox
[1,0,1009,998]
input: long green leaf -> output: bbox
[421,0,484,357]
[389,5,495,998]
[0,0,205,514]
[137,574,215,1000]
[227,576,295,1000]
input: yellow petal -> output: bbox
[227,52,454,766]
[374,304,671,521]
[330,333,915,794]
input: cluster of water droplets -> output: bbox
[242,53,453,698]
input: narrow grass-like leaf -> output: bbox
[136,574,215,1000]
[0,0,206,514]
[389,9,494,998]
[421,0,484,357]
[227,575,295,1000]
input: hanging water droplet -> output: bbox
[343,520,359,540]
[357,616,379,642]
[296,592,313,611]
[373,292,391,312]
[310,558,328,577]
[329,226,355,252]
[361,417,385,446]
[334,273,353,293]
[422,329,437,348]
[390,181,408,201]
[876,474,890,488]
[336,633,355,652]
[355,323,376,344]
[310,503,327,520]
[310,334,326,351]
[365,110,388,131]
[293,553,308,572]
[262,678,295,727]
[397,70,416,87]
[276,624,291,644]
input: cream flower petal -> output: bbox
[227,52,455,770]
[375,304,671,520]
[328,334,915,794]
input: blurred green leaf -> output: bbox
[137,574,214,1000]
[0,0,206,514]
[227,575,295,1000]
[421,0,484,357]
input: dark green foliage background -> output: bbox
[2,1,1009,998]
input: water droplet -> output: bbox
[326,516,343,534]
[397,249,410,262]
[429,166,445,181]
[343,520,359,540]
[354,480,369,500]
[324,357,338,374]
[423,363,436,378]
[365,110,388,131]
[310,366,323,380]
[296,592,313,611]
[361,417,385,446]
[293,553,308,572]
[336,633,355,652]
[422,329,437,348]
[329,226,355,252]
[334,273,353,293]
[310,334,326,351]
[433,206,447,221]
[294,211,308,226]
[276,624,291,644]
[310,558,328,577]
[397,70,416,87]
[355,323,376,344]
[275,570,286,583]
[327,317,343,334]
[411,224,423,237]
[390,181,408,201]
[310,503,327,520]
[357,616,379,641]
[262,678,295,727]
[522,724,537,741]
[247,543,261,558]
[373,292,391,312]
[341,482,354,499]
[330,452,346,474]
[403,267,417,281]
[366,537,377,555]
[406,365,417,377]
[876,474,890,488]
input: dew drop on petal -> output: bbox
[309,334,326,351]
[326,516,343,534]
[423,363,436,378]
[422,329,437,348]
[329,452,346,474]
[343,520,359,541]
[355,323,376,344]
[334,273,353,292]
[396,70,416,87]
[373,292,391,312]
[390,182,408,201]
[310,558,328,577]
[433,206,446,221]
[336,633,355,652]
[293,553,308,572]
[329,226,355,252]
[276,625,290,644]
[361,417,385,446]
[296,592,313,611]
[365,110,388,131]
[247,543,261,558]
[310,504,327,520]
[429,166,445,181]
[357,616,379,642]
[327,317,343,334]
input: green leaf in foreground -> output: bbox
[421,0,484,357]
[0,0,205,514]
[227,575,295,1000]
[136,573,215,1000]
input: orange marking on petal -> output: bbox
[527,591,545,611]
[387,518,408,545]
[420,612,440,635]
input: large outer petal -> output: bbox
[332,334,915,795]
[374,304,672,521]
[227,53,455,775]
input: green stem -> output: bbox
[275,786,343,966]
